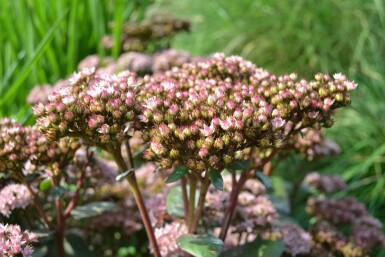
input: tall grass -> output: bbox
[0,0,145,119]
[153,0,385,241]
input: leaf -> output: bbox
[32,229,55,239]
[177,234,224,257]
[64,233,95,257]
[31,246,48,257]
[115,169,135,181]
[227,160,250,171]
[165,166,188,183]
[209,169,224,191]
[39,178,52,192]
[166,185,198,217]
[71,201,116,219]
[50,186,67,199]
[220,239,284,257]
[25,173,40,182]
[268,195,291,215]
[255,171,272,189]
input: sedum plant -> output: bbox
[2,53,381,257]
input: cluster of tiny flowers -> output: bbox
[34,68,139,149]
[202,175,269,229]
[102,16,190,53]
[138,53,357,171]
[154,222,187,257]
[203,188,228,227]
[309,221,360,257]
[0,184,33,217]
[307,196,385,256]
[0,223,37,257]
[303,171,346,193]
[307,197,367,224]
[0,118,28,173]
[350,216,385,250]
[280,222,311,256]
[25,126,80,168]
[289,128,341,160]
[234,192,278,233]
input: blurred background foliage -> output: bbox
[0,0,384,255]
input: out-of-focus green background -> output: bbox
[1,0,384,255]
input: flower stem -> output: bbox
[187,173,197,232]
[181,176,189,224]
[23,179,54,230]
[112,147,161,257]
[190,174,211,233]
[55,198,65,257]
[219,171,249,241]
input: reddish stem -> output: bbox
[63,167,86,219]
[219,171,249,241]
[112,147,161,257]
[55,198,65,257]
[23,180,54,230]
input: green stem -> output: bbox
[181,176,189,224]
[187,173,197,232]
[190,174,211,233]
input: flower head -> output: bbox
[0,223,37,257]
[34,69,139,149]
[0,184,33,217]
[138,54,356,171]
[0,118,28,173]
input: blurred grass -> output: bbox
[0,0,143,118]
[152,0,385,235]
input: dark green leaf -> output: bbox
[115,169,134,181]
[71,201,116,219]
[0,172,11,179]
[50,186,67,199]
[255,171,272,189]
[165,166,188,183]
[166,185,198,217]
[25,173,40,182]
[177,234,224,257]
[209,169,224,191]
[227,160,250,171]
[64,233,95,257]
[39,178,52,192]
[31,246,48,257]
[220,239,284,257]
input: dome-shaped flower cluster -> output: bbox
[0,184,33,217]
[154,222,187,257]
[0,118,28,173]
[34,68,139,150]
[25,126,80,168]
[304,171,346,193]
[137,53,357,171]
[0,223,37,257]
[280,222,311,256]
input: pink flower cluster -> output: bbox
[154,222,187,257]
[25,126,80,168]
[280,222,311,256]
[0,223,37,257]
[0,118,28,173]
[288,127,341,160]
[138,53,357,171]
[304,171,346,193]
[0,184,32,217]
[34,68,138,149]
